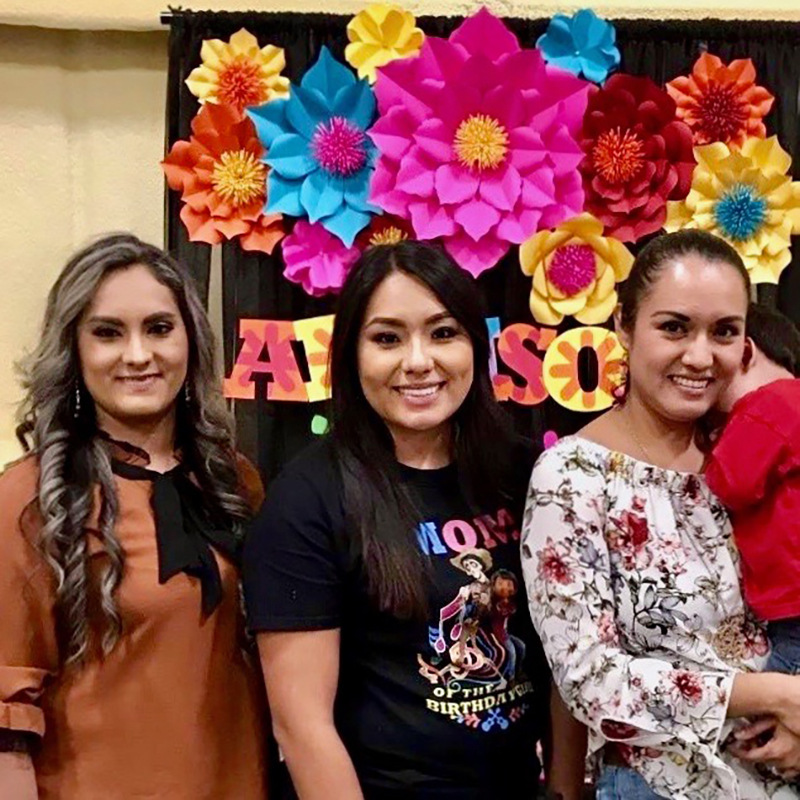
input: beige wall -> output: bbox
[0,24,166,465]
[0,1,797,466]
[1,0,798,28]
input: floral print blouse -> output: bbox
[521,437,798,800]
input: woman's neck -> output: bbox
[618,394,702,471]
[391,424,452,469]
[97,411,178,473]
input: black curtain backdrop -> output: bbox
[164,10,800,482]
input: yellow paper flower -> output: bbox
[185,28,290,113]
[519,213,634,326]
[665,136,800,284]
[345,4,425,84]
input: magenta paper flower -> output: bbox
[282,219,360,296]
[368,7,590,277]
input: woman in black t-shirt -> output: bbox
[243,242,586,800]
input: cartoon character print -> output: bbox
[418,548,526,688]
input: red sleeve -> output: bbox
[705,411,788,512]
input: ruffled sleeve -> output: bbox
[520,441,733,759]
[0,458,59,736]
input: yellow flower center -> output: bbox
[211,150,266,207]
[592,127,645,185]
[369,226,408,246]
[453,114,509,172]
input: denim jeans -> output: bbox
[595,766,668,800]
[767,618,800,674]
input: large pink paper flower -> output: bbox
[368,7,590,277]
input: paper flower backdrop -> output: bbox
[162,103,285,253]
[356,214,414,248]
[580,74,695,242]
[666,53,774,148]
[665,136,800,283]
[282,214,415,298]
[520,212,634,325]
[345,4,425,83]
[185,29,290,113]
[281,219,361,296]
[536,9,620,84]
[248,47,379,246]
[369,8,589,277]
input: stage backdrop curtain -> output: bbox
[164,10,800,481]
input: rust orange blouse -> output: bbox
[0,450,269,800]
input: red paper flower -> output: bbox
[580,74,695,242]
[666,53,774,148]
[162,103,285,253]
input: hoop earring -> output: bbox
[73,383,82,419]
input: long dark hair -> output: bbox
[329,241,515,619]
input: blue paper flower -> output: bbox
[247,46,379,246]
[536,9,620,84]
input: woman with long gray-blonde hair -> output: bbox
[0,233,269,800]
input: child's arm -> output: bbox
[705,410,788,512]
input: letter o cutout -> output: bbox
[543,326,625,412]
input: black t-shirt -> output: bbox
[244,440,549,799]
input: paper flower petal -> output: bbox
[369,8,590,277]
[162,103,284,254]
[666,53,775,148]
[536,10,620,84]
[345,4,425,84]
[185,28,289,113]
[282,219,360,297]
[579,74,696,242]
[519,212,634,325]
[247,46,378,243]
[665,136,800,284]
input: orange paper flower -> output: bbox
[666,53,774,148]
[162,103,285,253]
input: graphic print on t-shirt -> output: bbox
[416,509,534,732]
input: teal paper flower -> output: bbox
[536,9,620,84]
[247,46,379,246]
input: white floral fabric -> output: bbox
[521,437,798,800]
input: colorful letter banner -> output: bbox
[225,315,625,412]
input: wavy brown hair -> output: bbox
[16,233,249,665]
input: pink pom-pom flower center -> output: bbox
[312,116,368,176]
[547,244,597,296]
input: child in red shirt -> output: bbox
[706,303,800,673]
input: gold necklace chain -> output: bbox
[615,405,654,463]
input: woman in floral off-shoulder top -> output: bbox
[522,230,800,800]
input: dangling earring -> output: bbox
[73,383,82,419]
[184,382,192,404]
[612,357,629,405]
